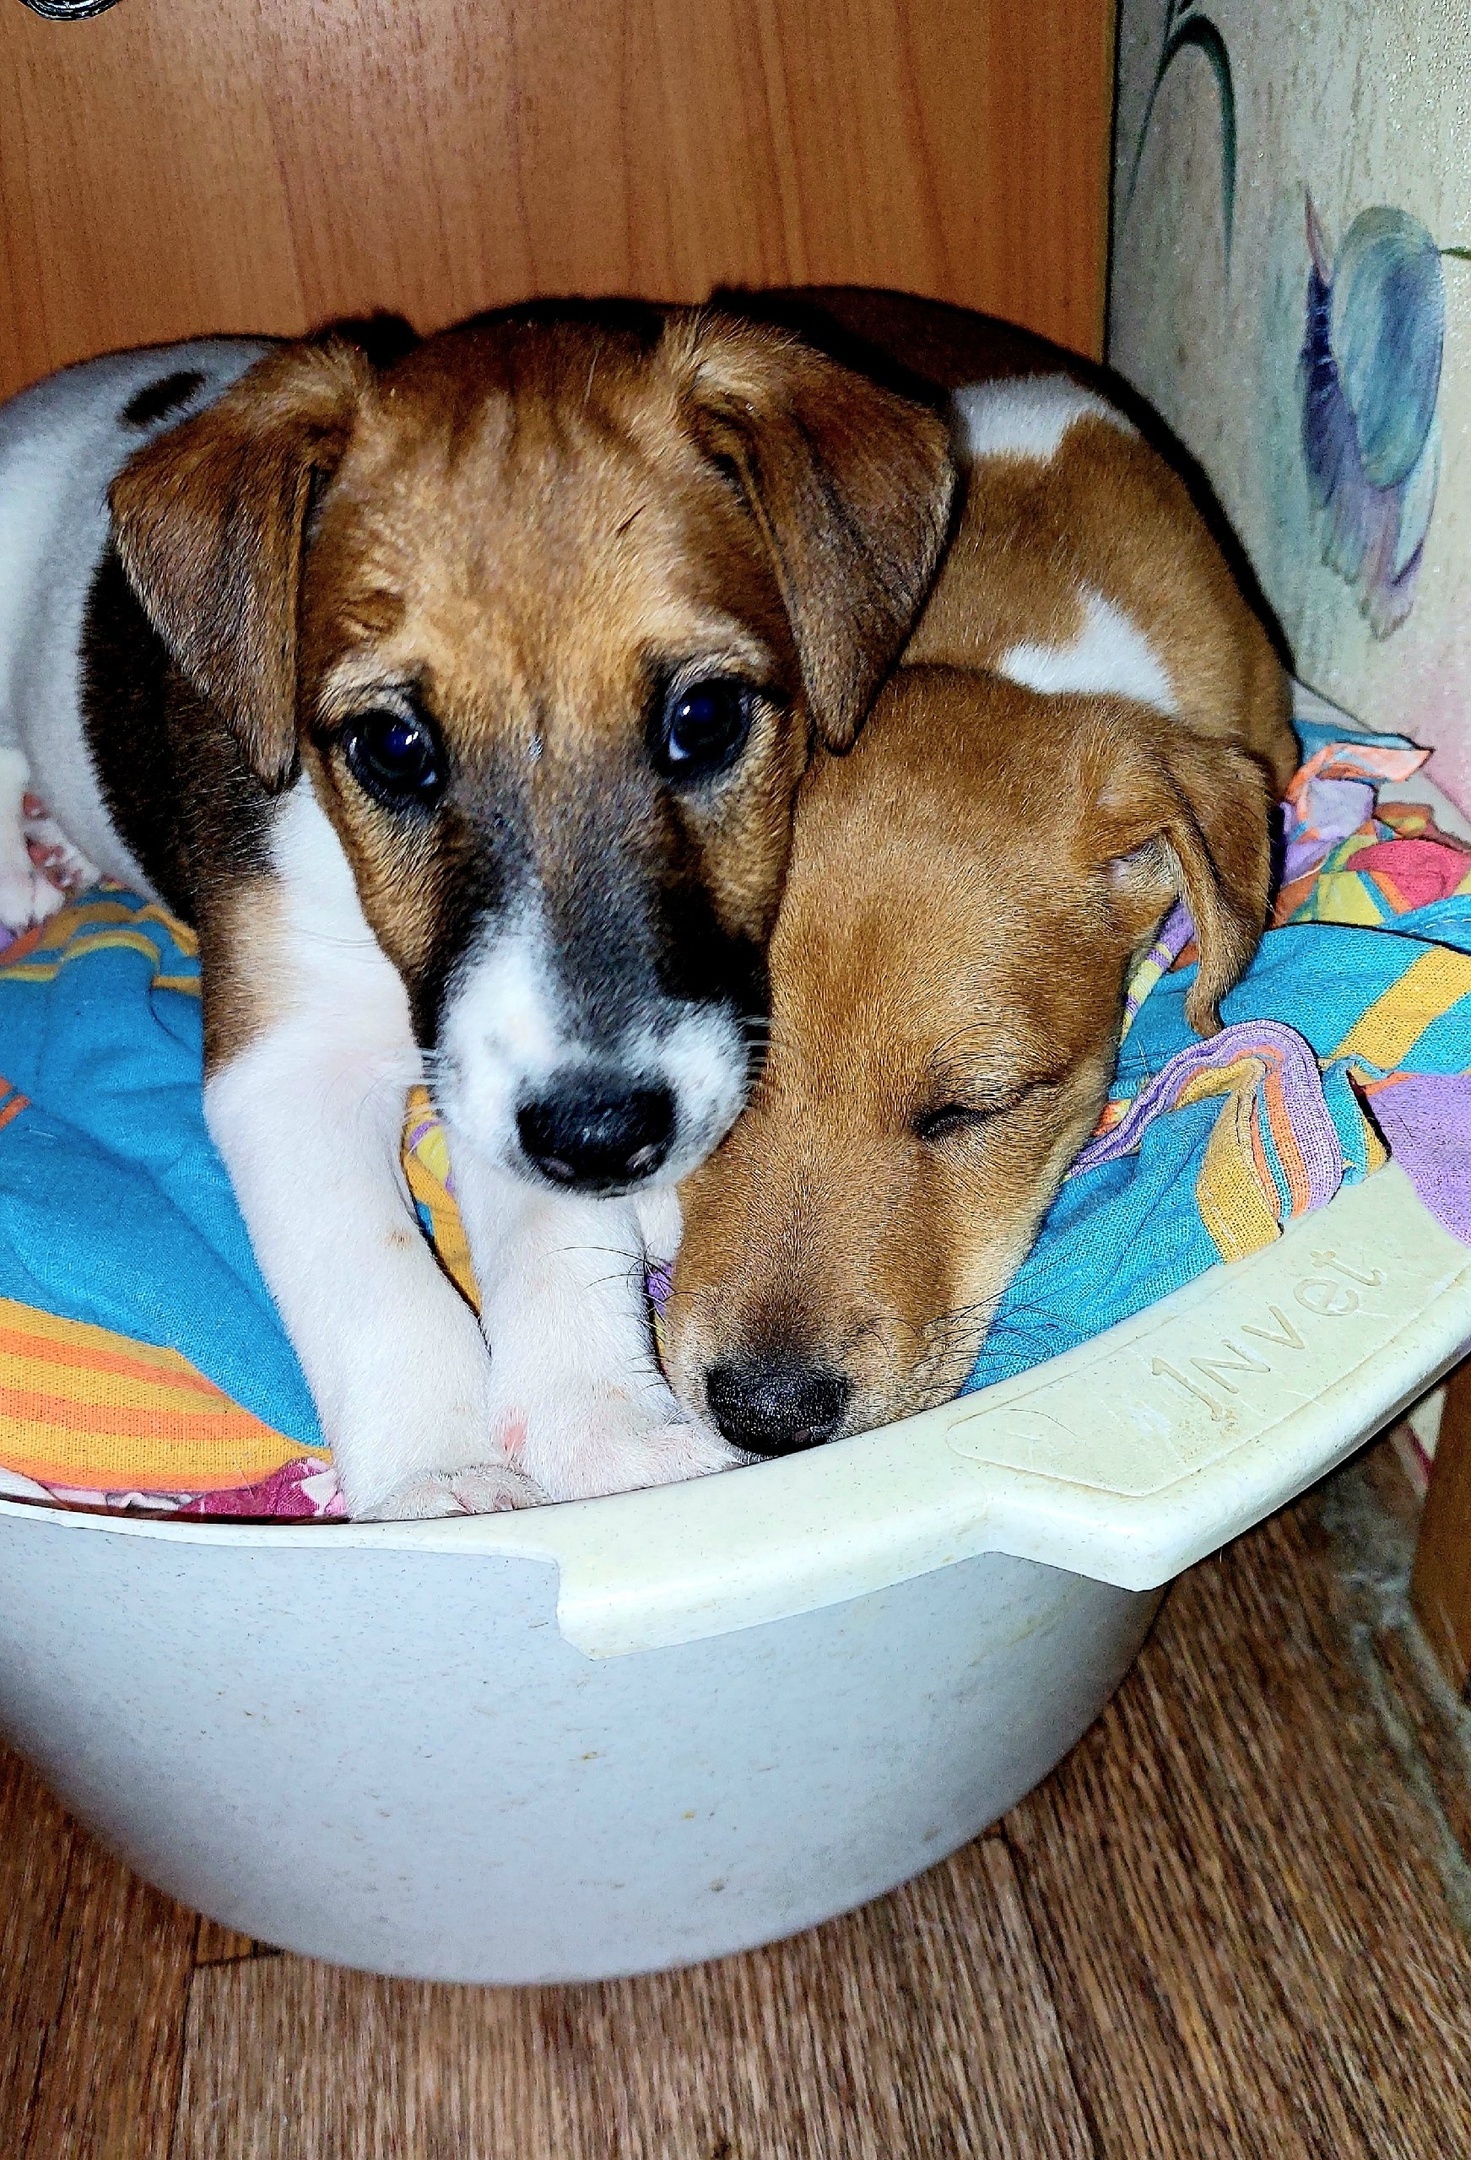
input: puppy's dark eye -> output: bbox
[341,709,444,811]
[652,677,755,782]
[913,1102,992,1145]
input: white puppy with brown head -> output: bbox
[0,307,954,1514]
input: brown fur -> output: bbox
[664,295,1294,1450]
[904,413,1298,797]
[664,665,1278,1440]
[196,876,287,1071]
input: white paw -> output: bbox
[358,1461,547,1521]
[443,1167,742,1505]
[496,1377,744,1502]
[0,865,64,932]
[623,1416,747,1488]
[21,814,100,897]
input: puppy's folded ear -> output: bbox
[109,340,372,792]
[673,313,956,750]
[1089,708,1277,1036]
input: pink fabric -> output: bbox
[175,1459,346,1519]
[1348,835,1471,909]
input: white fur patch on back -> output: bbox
[996,588,1177,715]
[953,376,1134,466]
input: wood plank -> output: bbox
[171,1835,1094,2160]
[1005,1475,1471,2160]
[0,1,305,398]
[1411,1358,1471,1695]
[0,0,1113,403]
[0,1744,197,2160]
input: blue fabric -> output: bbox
[0,893,321,1444]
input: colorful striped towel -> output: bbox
[3,716,1471,1515]
[0,894,336,1514]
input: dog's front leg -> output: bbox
[451,1153,742,1502]
[202,880,541,1521]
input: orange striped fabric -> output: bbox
[0,1298,326,1494]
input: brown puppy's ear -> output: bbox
[673,313,956,750]
[109,340,372,792]
[1090,709,1275,1036]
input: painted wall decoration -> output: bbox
[1124,1,1236,261]
[1111,0,1471,812]
[1302,198,1467,640]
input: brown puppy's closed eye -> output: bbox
[662,665,1276,1458]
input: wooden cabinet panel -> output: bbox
[0,0,1112,399]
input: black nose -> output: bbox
[516,1079,675,1190]
[705,1356,852,1456]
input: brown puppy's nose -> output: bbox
[705,1356,851,1456]
[516,1079,674,1190]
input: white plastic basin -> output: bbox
[0,1165,1464,1982]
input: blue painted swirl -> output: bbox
[1299,198,1444,638]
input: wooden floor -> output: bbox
[4,1441,1470,2159]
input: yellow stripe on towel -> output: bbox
[1334,946,1471,1068]
[0,894,201,992]
[402,1085,481,1310]
[0,926,201,988]
[0,1299,325,1493]
[1300,872,1389,927]
[1183,1061,1284,1264]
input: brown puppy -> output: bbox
[6,305,953,1514]
[660,290,1296,1459]
[663,664,1277,1454]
